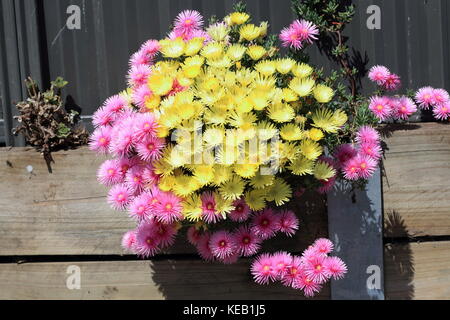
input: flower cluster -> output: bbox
[89,9,362,298]
[251,239,346,297]
[367,65,449,121]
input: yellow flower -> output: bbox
[207,23,229,42]
[201,42,224,60]
[219,175,246,200]
[239,24,261,41]
[293,63,313,78]
[203,126,225,148]
[313,84,334,103]
[259,22,268,37]
[184,37,204,56]
[173,175,200,197]
[280,124,303,141]
[288,155,314,175]
[159,38,185,58]
[182,194,203,222]
[276,58,296,74]
[311,108,341,133]
[249,172,274,189]
[144,93,161,111]
[193,165,215,185]
[267,103,295,123]
[257,121,278,141]
[307,128,324,141]
[265,178,292,206]
[282,88,298,102]
[313,160,336,181]
[289,77,315,97]
[211,165,233,186]
[226,44,247,61]
[299,139,323,160]
[255,60,276,76]
[158,175,176,192]
[244,188,267,211]
[331,109,348,128]
[234,163,259,179]
[229,12,250,25]
[247,45,266,60]
[148,74,173,96]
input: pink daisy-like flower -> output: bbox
[342,157,360,180]
[317,176,336,194]
[196,232,214,261]
[250,208,280,240]
[415,86,435,109]
[313,238,334,255]
[432,88,450,105]
[154,222,177,248]
[154,192,183,224]
[333,144,357,169]
[125,165,147,193]
[209,230,236,260]
[104,95,127,115]
[134,221,161,257]
[279,26,303,50]
[187,226,202,246]
[92,106,115,127]
[132,85,152,108]
[97,159,123,186]
[136,136,165,162]
[109,121,136,157]
[275,210,299,237]
[323,256,348,280]
[174,10,203,34]
[107,183,133,210]
[233,225,262,257]
[358,141,382,161]
[116,157,136,179]
[89,126,112,154]
[368,96,392,120]
[133,112,157,140]
[382,73,401,91]
[392,96,417,120]
[291,19,319,44]
[128,192,152,221]
[121,230,137,252]
[142,165,160,186]
[189,29,211,42]
[355,154,378,179]
[368,65,390,85]
[296,274,322,297]
[433,101,450,120]
[228,198,251,222]
[127,65,151,88]
[129,50,152,67]
[281,256,304,288]
[271,251,293,278]
[355,126,380,144]
[201,192,222,224]
[300,245,320,265]
[140,39,160,57]
[251,253,277,285]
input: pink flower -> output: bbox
[313,238,334,255]
[209,230,236,260]
[228,198,251,222]
[109,120,136,156]
[433,101,450,120]
[296,274,322,297]
[275,210,299,237]
[382,73,401,91]
[279,26,303,50]
[127,65,151,88]
[271,251,293,278]
[301,245,320,265]
[135,221,161,257]
[334,144,357,169]
[121,230,137,252]
[415,86,435,109]
[104,95,127,115]
[97,159,123,186]
[136,135,165,162]
[196,232,214,261]
[187,227,202,245]
[200,192,223,224]
[89,126,112,154]
[129,50,152,67]
[324,256,348,280]
[133,112,157,140]
[355,126,380,144]
[392,96,417,120]
[317,176,336,194]
[125,165,147,193]
[233,225,262,257]
[251,253,276,285]
[154,192,183,224]
[250,208,279,240]
[154,222,177,248]
[116,157,137,179]
[433,88,450,105]
[292,19,319,44]
[92,106,114,127]
[368,96,392,120]
[140,39,160,57]
[128,192,152,221]
[358,141,382,161]
[355,154,378,179]
[342,157,360,180]
[107,183,132,210]
[304,254,330,284]
[174,10,203,34]
[132,85,152,108]
[142,166,160,186]
[368,65,390,85]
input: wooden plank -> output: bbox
[385,241,450,300]
[0,147,328,255]
[0,259,329,300]
[327,168,385,300]
[382,122,450,237]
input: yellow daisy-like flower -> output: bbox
[313,84,334,103]
[249,172,274,189]
[239,24,261,41]
[307,128,324,141]
[148,74,173,96]
[234,163,259,179]
[203,126,225,148]
[281,88,298,102]
[299,139,323,160]
[259,22,268,37]
[184,37,205,56]
[144,93,161,111]
[293,63,313,78]
[201,42,224,60]
[244,188,267,211]
[331,109,348,128]
[289,77,315,97]
[193,164,215,185]
[247,45,266,60]
[267,103,295,123]
[311,108,341,133]
[207,23,229,42]
[313,161,336,181]
[173,175,200,197]
[215,196,235,218]
[219,175,246,200]
[276,58,296,74]
[211,165,233,186]
[226,44,247,61]
[288,155,314,175]
[159,38,185,58]
[257,121,278,141]
[158,174,176,191]
[265,178,292,206]
[182,194,203,222]
[280,123,303,141]
[255,60,276,76]
[229,12,250,25]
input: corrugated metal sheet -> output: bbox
[1,0,450,145]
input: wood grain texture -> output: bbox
[384,241,450,300]
[382,122,450,237]
[0,259,329,300]
[0,147,328,255]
